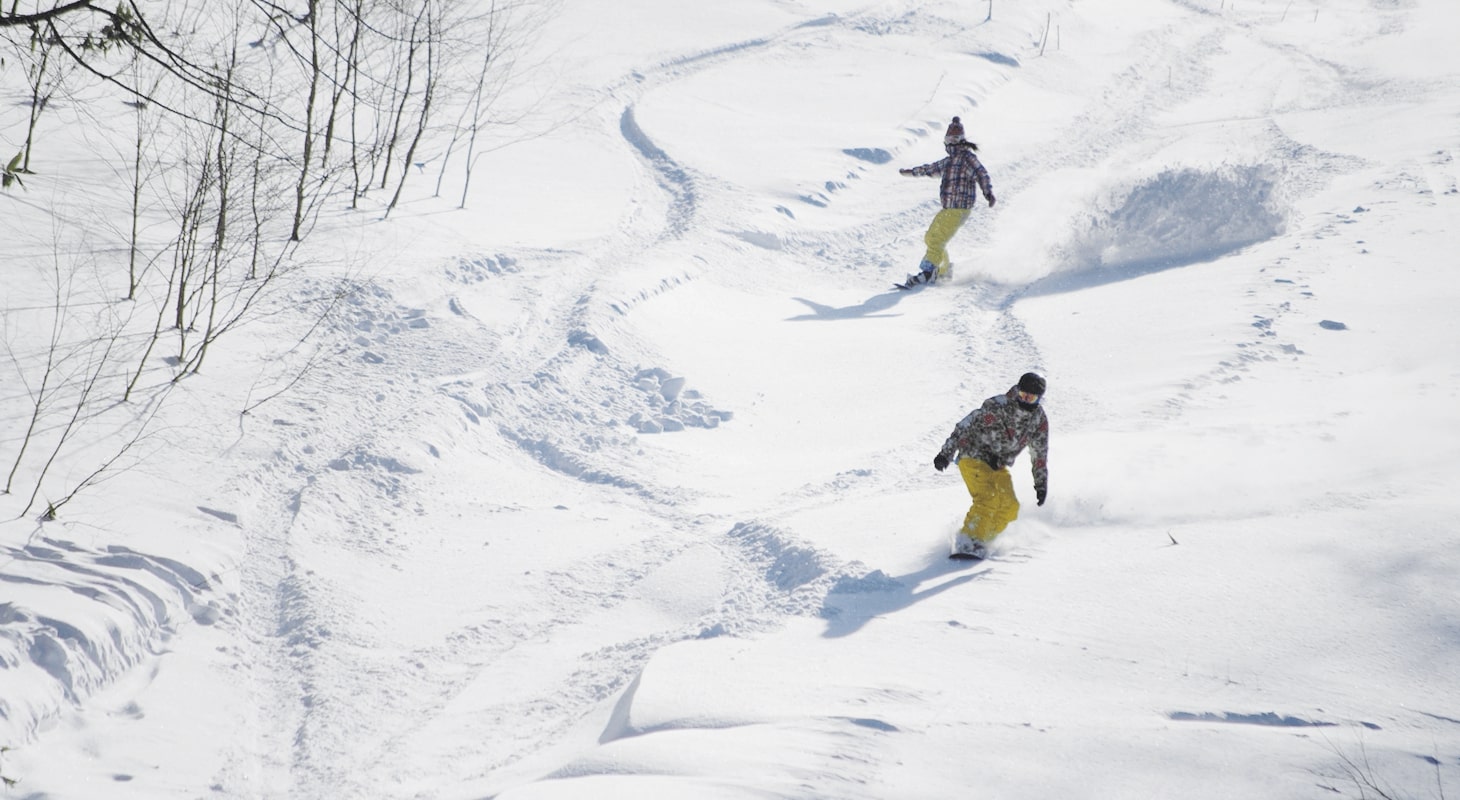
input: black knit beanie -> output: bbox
[1018,372,1046,396]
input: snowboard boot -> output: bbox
[952,534,988,560]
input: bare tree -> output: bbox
[124,70,166,300]
[384,0,439,215]
[432,0,559,208]
[16,25,77,173]
[1,0,557,515]
[4,259,70,495]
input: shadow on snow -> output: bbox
[786,290,909,321]
[820,556,991,638]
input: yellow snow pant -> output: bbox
[957,457,1020,543]
[922,208,971,275]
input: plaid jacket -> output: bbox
[937,387,1049,490]
[904,146,994,209]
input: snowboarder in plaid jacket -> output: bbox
[898,116,996,286]
[933,373,1048,557]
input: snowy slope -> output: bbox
[3,0,1460,798]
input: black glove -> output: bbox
[933,453,949,472]
[1035,484,1047,506]
[899,168,912,176]
[983,454,1001,471]
[987,194,997,208]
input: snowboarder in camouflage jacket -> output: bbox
[898,116,996,286]
[933,373,1049,555]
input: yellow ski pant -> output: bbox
[957,457,1020,543]
[922,208,971,272]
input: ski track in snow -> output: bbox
[216,14,908,797]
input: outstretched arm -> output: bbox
[900,157,949,177]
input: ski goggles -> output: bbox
[1016,390,1042,405]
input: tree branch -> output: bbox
[0,1,97,28]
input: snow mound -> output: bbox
[628,368,733,434]
[0,539,221,743]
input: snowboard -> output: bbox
[894,268,950,291]
[893,274,932,291]
[949,536,988,561]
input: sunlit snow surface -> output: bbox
[3,0,1459,798]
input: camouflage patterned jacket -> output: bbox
[903,145,995,209]
[937,386,1049,490]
